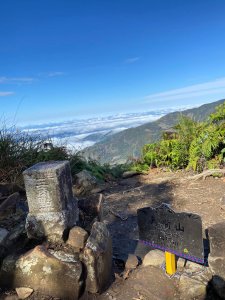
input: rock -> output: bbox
[208,221,225,257]
[115,266,177,300]
[185,260,205,273]
[142,249,165,267]
[211,275,225,299]
[208,256,225,278]
[23,161,78,242]
[78,194,103,232]
[0,245,83,300]
[67,226,88,250]
[0,192,19,217]
[16,287,33,299]
[0,227,9,245]
[207,221,225,297]
[220,194,225,206]
[82,221,112,293]
[122,171,140,179]
[0,227,9,259]
[48,249,80,262]
[73,170,98,196]
[3,295,19,300]
[5,223,26,249]
[0,183,24,196]
[177,257,186,271]
[179,275,206,300]
[125,254,139,270]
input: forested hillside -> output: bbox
[83,99,225,164]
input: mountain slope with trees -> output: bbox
[83,99,225,164]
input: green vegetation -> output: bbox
[0,125,127,184]
[132,102,225,173]
[1,100,225,184]
[83,99,225,165]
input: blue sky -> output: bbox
[1,0,225,125]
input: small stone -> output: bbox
[142,249,165,267]
[73,170,98,196]
[16,287,33,299]
[220,195,225,206]
[125,254,138,270]
[179,275,206,300]
[67,226,88,249]
[185,260,204,272]
[177,257,186,271]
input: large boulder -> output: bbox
[82,221,112,293]
[0,245,83,300]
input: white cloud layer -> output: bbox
[20,105,191,150]
[0,77,34,84]
[145,77,225,103]
[125,57,140,64]
[46,72,65,77]
[0,91,14,96]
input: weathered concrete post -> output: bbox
[23,161,78,242]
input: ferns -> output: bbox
[137,102,225,172]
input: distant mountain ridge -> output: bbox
[83,99,225,164]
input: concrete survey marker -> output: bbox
[23,161,78,242]
[137,204,204,264]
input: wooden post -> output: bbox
[165,251,176,275]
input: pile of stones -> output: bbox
[0,161,112,300]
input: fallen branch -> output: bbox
[188,169,225,181]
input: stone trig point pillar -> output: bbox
[23,161,78,242]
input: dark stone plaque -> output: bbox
[137,204,204,264]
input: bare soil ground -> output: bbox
[85,169,225,300]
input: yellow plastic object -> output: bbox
[165,251,176,275]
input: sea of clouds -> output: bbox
[20,106,193,151]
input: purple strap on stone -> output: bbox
[140,240,204,264]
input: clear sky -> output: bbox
[1,0,225,125]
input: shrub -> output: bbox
[0,125,129,184]
[133,102,225,172]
